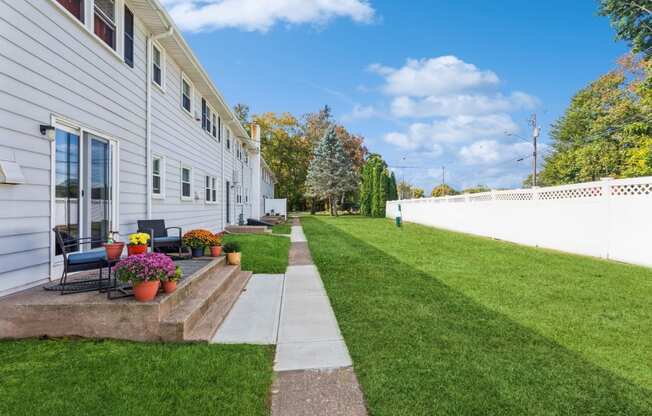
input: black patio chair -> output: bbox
[137,219,184,256]
[48,227,110,295]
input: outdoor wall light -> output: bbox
[40,124,55,141]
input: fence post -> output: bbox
[601,178,613,260]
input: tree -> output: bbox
[388,172,398,200]
[360,154,389,217]
[305,127,358,216]
[431,184,459,197]
[534,54,652,185]
[413,187,425,198]
[254,112,309,211]
[463,185,491,194]
[233,103,251,135]
[599,0,652,56]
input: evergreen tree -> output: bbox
[388,172,398,201]
[305,126,358,216]
[360,154,390,217]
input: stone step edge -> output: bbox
[185,271,253,342]
[159,265,240,341]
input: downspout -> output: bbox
[221,118,224,230]
[145,26,173,219]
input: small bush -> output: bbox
[222,241,241,253]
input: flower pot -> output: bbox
[128,244,148,256]
[104,242,125,261]
[162,280,177,294]
[210,246,222,257]
[192,247,205,258]
[226,252,241,265]
[133,280,160,302]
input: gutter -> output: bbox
[145,26,173,219]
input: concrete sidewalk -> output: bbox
[212,274,284,345]
[213,218,367,415]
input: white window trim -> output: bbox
[152,41,166,92]
[181,73,193,116]
[48,0,125,63]
[180,164,193,201]
[203,101,217,138]
[211,113,218,139]
[152,155,165,199]
[205,175,218,204]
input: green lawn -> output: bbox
[301,216,652,416]
[223,233,289,274]
[271,222,291,235]
[0,340,273,416]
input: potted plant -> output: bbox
[183,229,213,258]
[127,232,150,256]
[162,265,182,294]
[114,253,176,302]
[210,232,223,257]
[223,241,241,265]
[103,231,124,261]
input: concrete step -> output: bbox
[158,257,226,318]
[186,271,253,342]
[159,263,240,341]
[225,225,271,234]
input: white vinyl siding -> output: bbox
[0,0,148,294]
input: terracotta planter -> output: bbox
[226,252,241,265]
[133,280,160,302]
[128,244,148,256]
[210,246,222,257]
[104,242,125,261]
[191,247,205,258]
[162,280,177,294]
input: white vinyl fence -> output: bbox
[264,198,288,218]
[386,176,652,267]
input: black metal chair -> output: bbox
[48,227,110,295]
[137,220,184,256]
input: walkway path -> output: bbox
[213,217,367,415]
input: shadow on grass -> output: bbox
[302,217,652,416]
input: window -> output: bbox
[226,128,231,150]
[181,165,192,200]
[152,44,163,87]
[245,153,249,165]
[124,6,134,67]
[212,114,217,138]
[182,77,192,113]
[152,156,164,198]
[94,0,116,49]
[205,176,217,203]
[56,0,84,23]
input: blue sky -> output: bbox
[164,0,628,191]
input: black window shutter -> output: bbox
[201,99,207,129]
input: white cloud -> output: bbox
[369,56,499,97]
[458,140,532,165]
[342,104,379,120]
[162,0,376,32]
[384,114,518,148]
[390,92,539,118]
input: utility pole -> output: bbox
[442,166,446,196]
[529,113,540,187]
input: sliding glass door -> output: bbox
[53,126,117,258]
